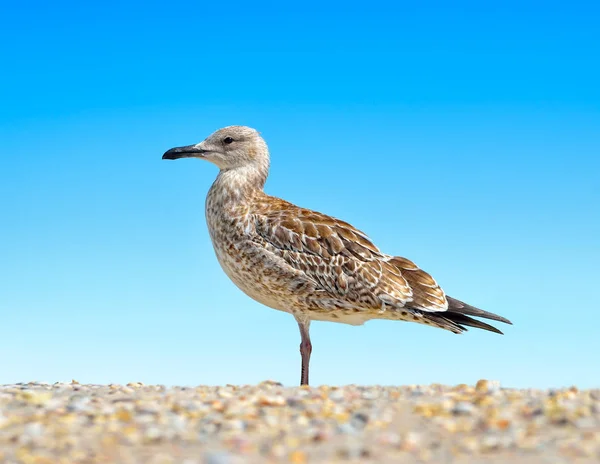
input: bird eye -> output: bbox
[223,137,234,144]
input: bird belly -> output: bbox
[306,311,372,326]
[213,245,380,325]
[210,238,299,314]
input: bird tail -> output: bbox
[446,296,512,324]
[422,296,513,335]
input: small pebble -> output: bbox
[204,451,234,464]
[350,411,369,429]
[452,401,475,415]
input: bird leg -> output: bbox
[296,318,312,386]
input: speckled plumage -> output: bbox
[163,126,512,385]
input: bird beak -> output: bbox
[162,144,207,160]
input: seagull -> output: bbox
[163,126,512,386]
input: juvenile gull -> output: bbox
[163,126,512,385]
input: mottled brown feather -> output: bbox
[253,198,414,312]
[388,256,447,311]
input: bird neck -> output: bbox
[209,161,269,206]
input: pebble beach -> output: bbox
[1,380,598,463]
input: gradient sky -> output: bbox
[1,1,599,388]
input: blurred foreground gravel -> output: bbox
[1,380,599,463]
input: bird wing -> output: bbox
[251,197,511,333]
[253,199,415,311]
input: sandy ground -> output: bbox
[0,380,598,463]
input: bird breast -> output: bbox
[204,188,301,313]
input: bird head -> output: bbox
[162,125,269,171]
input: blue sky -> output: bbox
[1,1,599,388]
